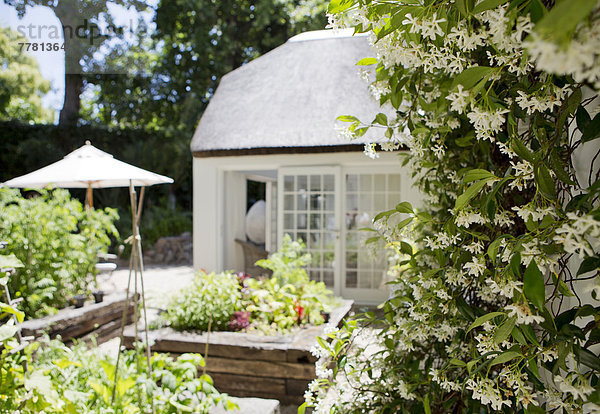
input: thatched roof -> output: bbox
[190,29,386,157]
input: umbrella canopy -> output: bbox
[3,141,173,189]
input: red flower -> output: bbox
[294,300,304,322]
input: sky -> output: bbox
[0,1,156,121]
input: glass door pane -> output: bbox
[343,171,402,300]
[278,168,340,290]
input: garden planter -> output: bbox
[123,299,353,405]
[93,291,105,303]
[22,293,137,343]
[73,294,87,308]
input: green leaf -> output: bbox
[548,149,575,185]
[577,256,600,275]
[395,202,413,214]
[374,113,388,126]
[467,311,505,332]
[523,261,545,310]
[455,296,475,321]
[521,324,540,346]
[423,395,431,414]
[534,0,598,40]
[466,360,477,373]
[396,217,414,231]
[328,0,354,14]
[354,127,369,137]
[576,105,592,131]
[575,346,600,371]
[449,358,466,367]
[582,113,600,142]
[490,351,522,366]
[298,402,308,414]
[374,209,395,222]
[356,57,377,66]
[451,66,495,90]
[454,179,491,210]
[552,273,575,297]
[511,139,534,163]
[463,169,497,183]
[534,164,556,199]
[473,0,507,14]
[487,236,507,264]
[366,236,380,244]
[511,326,527,345]
[494,316,516,344]
[400,241,413,255]
[337,115,359,123]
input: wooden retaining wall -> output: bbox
[21,293,136,344]
[123,300,353,405]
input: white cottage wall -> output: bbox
[193,151,422,276]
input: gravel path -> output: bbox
[95,264,195,358]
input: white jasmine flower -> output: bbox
[446,84,470,114]
[555,374,595,401]
[554,212,600,258]
[464,256,486,277]
[363,143,379,159]
[505,303,544,325]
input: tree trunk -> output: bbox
[55,0,84,127]
[59,73,83,125]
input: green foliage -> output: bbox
[0,188,118,318]
[164,271,242,331]
[164,240,339,334]
[0,120,191,211]
[84,0,328,135]
[140,205,192,249]
[256,234,311,286]
[243,274,338,335]
[312,0,600,412]
[0,336,236,412]
[0,27,52,123]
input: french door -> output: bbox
[278,166,402,303]
[278,167,342,294]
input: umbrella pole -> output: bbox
[85,185,93,210]
[129,182,155,414]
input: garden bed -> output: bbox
[21,293,135,343]
[123,299,353,405]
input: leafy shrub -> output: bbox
[0,336,236,413]
[163,237,339,334]
[308,1,600,413]
[242,277,337,334]
[256,234,311,286]
[0,188,118,318]
[141,205,192,248]
[163,271,241,331]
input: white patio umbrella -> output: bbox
[3,141,173,208]
[3,141,172,412]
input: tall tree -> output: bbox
[84,0,328,135]
[0,26,52,123]
[4,0,147,127]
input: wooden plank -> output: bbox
[123,327,289,362]
[21,294,135,340]
[286,378,311,396]
[79,313,134,345]
[209,373,285,395]
[153,337,288,362]
[205,356,315,380]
